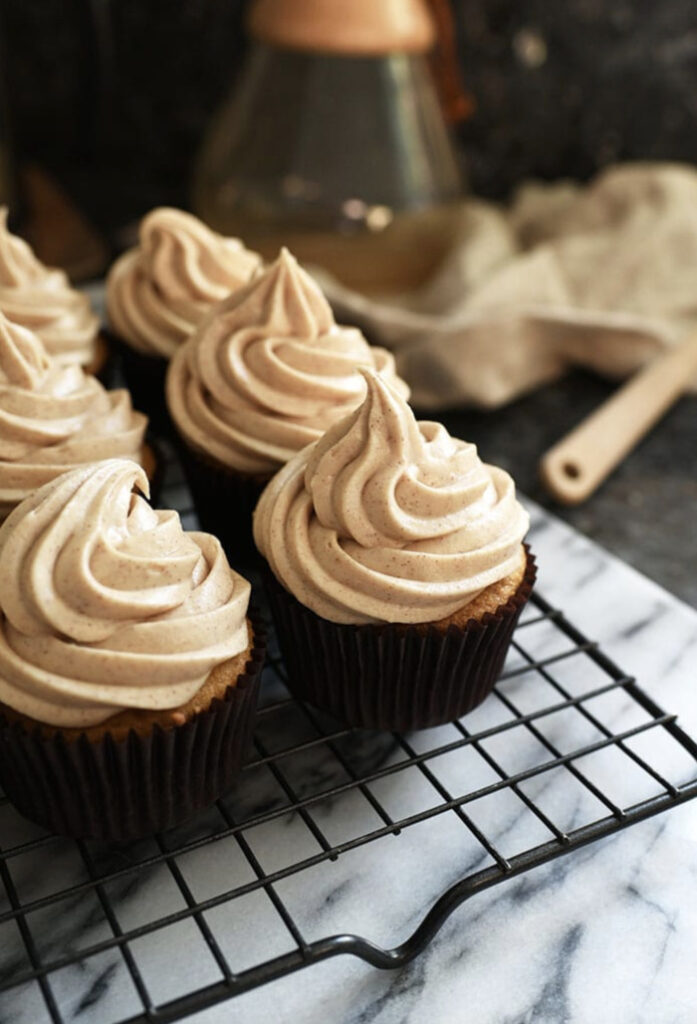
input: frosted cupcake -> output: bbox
[0,459,265,839]
[106,207,261,426]
[0,311,156,520]
[167,248,409,562]
[254,370,535,730]
[0,208,106,377]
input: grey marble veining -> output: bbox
[1,500,696,1024]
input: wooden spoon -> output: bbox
[540,332,697,505]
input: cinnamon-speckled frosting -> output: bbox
[254,370,529,625]
[0,459,251,727]
[0,208,99,366]
[166,248,410,476]
[0,313,146,520]
[106,207,261,358]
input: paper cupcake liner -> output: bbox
[175,437,269,569]
[104,330,171,436]
[264,548,536,731]
[0,615,266,841]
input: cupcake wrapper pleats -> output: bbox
[0,615,266,841]
[264,548,537,731]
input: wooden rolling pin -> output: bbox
[540,331,697,505]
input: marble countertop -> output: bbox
[2,496,696,1024]
[3,293,696,1021]
[186,503,697,1024]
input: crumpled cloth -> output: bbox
[318,163,697,409]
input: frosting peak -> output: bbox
[140,208,260,302]
[254,372,529,624]
[167,249,410,476]
[0,313,146,520]
[0,459,251,727]
[106,207,262,358]
[305,369,492,548]
[0,209,99,366]
[221,246,334,338]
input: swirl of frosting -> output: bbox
[254,369,529,624]
[166,248,410,476]
[0,208,99,366]
[0,459,251,727]
[106,207,262,358]
[0,312,147,520]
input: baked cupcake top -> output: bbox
[106,207,262,358]
[0,459,251,728]
[254,369,529,625]
[0,208,99,366]
[0,311,147,520]
[166,248,410,476]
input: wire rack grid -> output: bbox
[1,440,697,1024]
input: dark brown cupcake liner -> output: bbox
[103,329,171,436]
[264,548,537,731]
[174,436,269,569]
[0,613,266,841]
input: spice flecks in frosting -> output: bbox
[106,207,262,358]
[218,245,335,339]
[0,459,251,727]
[254,369,529,624]
[166,248,410,475]
[0,312,146,518]
[0,208,99,366]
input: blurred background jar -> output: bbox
[193,0,466,293]
[3,1,697,277]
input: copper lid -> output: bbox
[248,0,436,55]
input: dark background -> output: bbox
[1,0,696,606]
[3,0,697,233]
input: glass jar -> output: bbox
[193,0,463,293]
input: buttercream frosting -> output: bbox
[254,369,529,624]
[106,207,261,358]
[166,247,410,476]
[0,208,100,366]
[0,459,251,727]
[0,312,146,520]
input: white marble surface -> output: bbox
[1,499,697,1024]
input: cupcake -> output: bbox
[106,207,261,428]
[167,247,410,562]
[0,459,265,839]
[0,207,108,378]
[254,369,535,730]
[0,311,155,521]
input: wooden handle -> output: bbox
[540,333,697,505]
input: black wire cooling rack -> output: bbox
[2,441,697,1024]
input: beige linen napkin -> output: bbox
[318,162,697,409]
